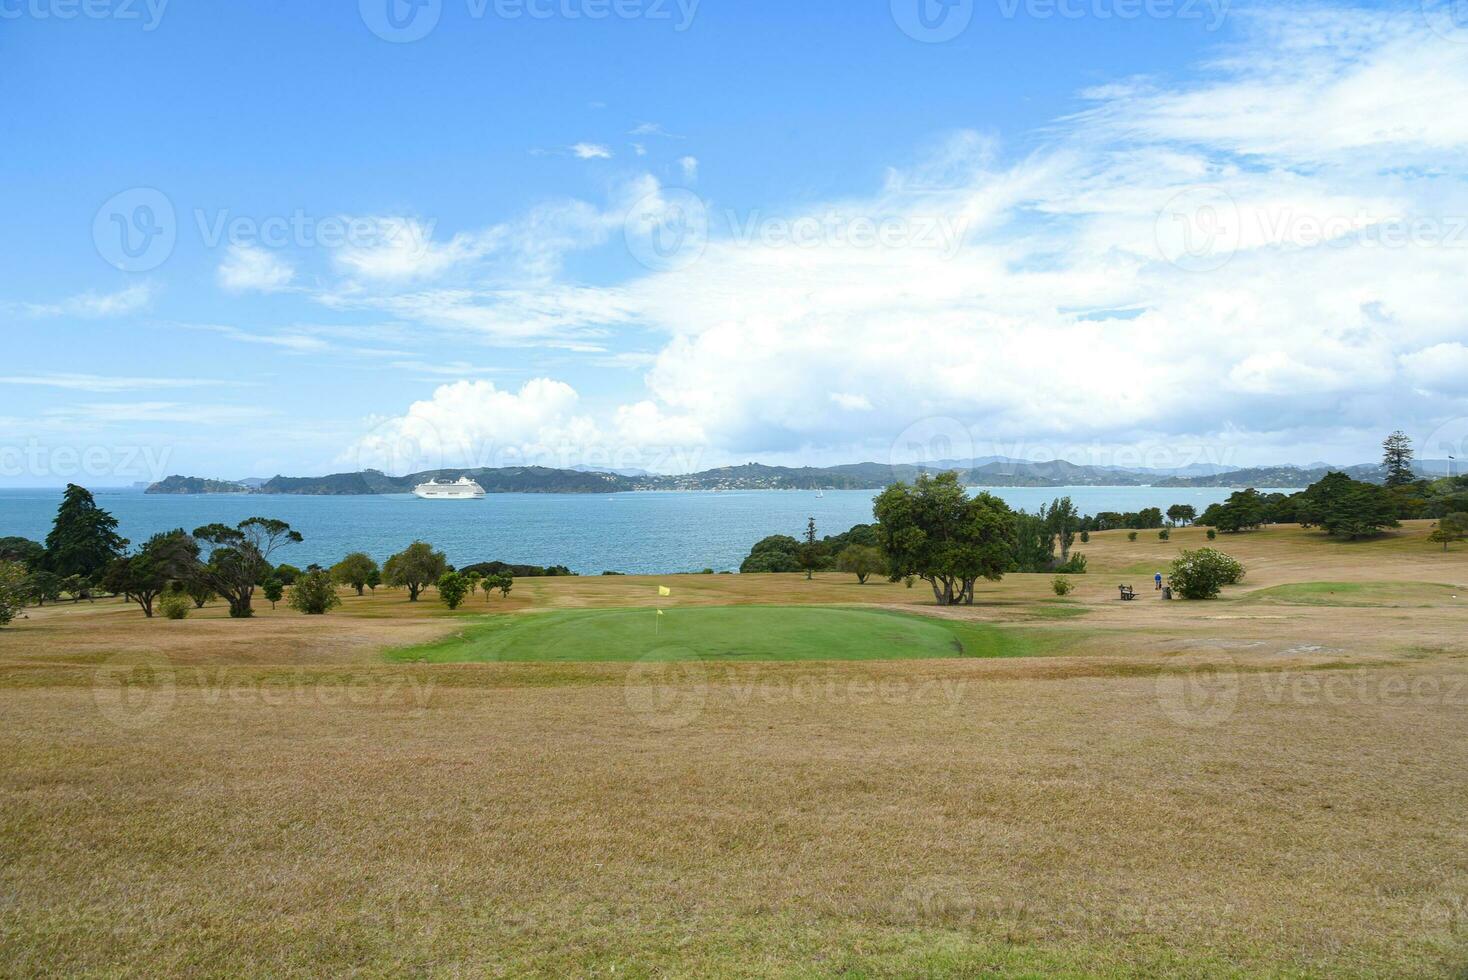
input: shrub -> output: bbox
[1127,531,1138,542]
[1168,548,1245,600]
[1051,577,1075,596]
[1159,529,1171,541]
[837,544,883,584]
[1079,531,1090,543]
[262,578,284,609]
[158,592,191,620]
[903,575,916,589]
[1054,553,1088,574]
[288,569,341,615]
[438,572,469,610]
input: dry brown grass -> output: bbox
[2,521,1467,976]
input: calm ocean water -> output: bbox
[0,486,1279,575]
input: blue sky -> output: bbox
[4,0,1468,485]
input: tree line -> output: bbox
[0,485,523,626]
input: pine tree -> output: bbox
[1382,430,1415,487]
[43,484,126,580]
[799,517,822,580]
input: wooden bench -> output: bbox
[1118,585,1138,601]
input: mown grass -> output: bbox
[1244,581,1468,607]
[388,605,1066,664]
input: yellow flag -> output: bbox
[658,586,672,597]
[656,609,665,616]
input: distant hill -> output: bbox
[1155,464,1387,488]
[145,457,1441,495]
[146,475,252,494]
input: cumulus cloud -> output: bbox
[571,142,613,160]
[218,244,295,292]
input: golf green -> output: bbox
[389,605,1050,663]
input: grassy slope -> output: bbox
[389,606,1063,663]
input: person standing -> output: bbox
[1155,571,1163,591]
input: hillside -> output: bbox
[146,458,1426,494]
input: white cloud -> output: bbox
[830,392,873,412]
[218,244,295,293]
[1401,343,1468,395]
[44,402,273,426]
[332,217,483,282]
[630,122,681,139]
[571,142,613,160]
[679,155,699,181]
[177,322,330,353]
[318,5,1468,468]
[23,282,155,318]
[0,373,230,393]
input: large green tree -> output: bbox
[1044,497,1079,562]
[1382,430,1416,488]
[0,537,45,569]
[383,541,448,601]
[1203,489,1268,533]
[836,544,883,584]
[873,472,1016,606]
[43,485,126,580]
[330,552,380,596]
[1166,504,1197,526]
[0,561,30,627]
[101,529,199,618]
[192,518,303,618]
[1297,472,1400,539]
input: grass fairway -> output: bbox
[1245,580,1467,607]
[390,605,1054,663]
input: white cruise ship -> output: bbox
[412,476,486,500]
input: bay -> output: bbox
[0,486,1284,575]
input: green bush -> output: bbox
[1159,529,1170,541]
[1127,531,1138,542]
[158,592,191,620]
[1168,548,1245,600]
[1054,553,1088,574]
[438,572,469,610]
[1079,530,1090,543]
[1051,577,1075,596]
[262,578,284,609]
[288,569,341,615]
[1206,529,1217,540]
